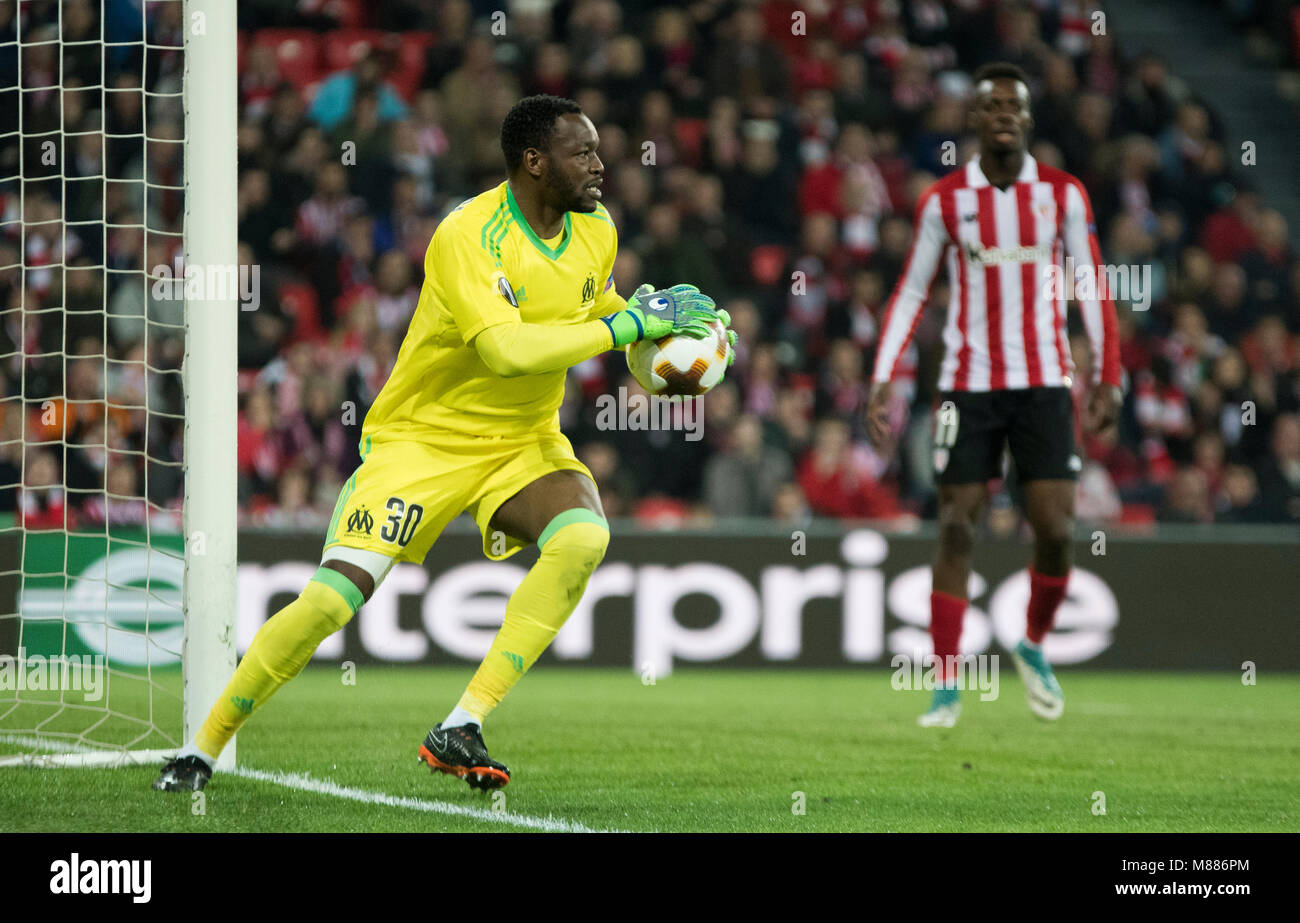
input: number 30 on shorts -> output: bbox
[380,496,424,547]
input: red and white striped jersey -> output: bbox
[872,154,1121,392]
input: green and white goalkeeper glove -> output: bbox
[718,308,737,370]
[602,283,720,347]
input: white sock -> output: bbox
[176,741,216,770]
[441,706,481,730]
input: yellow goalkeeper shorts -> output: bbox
[322,426,594,563]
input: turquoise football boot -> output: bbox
[918,684,961,728]
[1011,640,1064,720]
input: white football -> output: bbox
[626,318,732,398]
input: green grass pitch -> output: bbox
[3,667,1297,832]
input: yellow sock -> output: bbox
[458,510,609,720]
[193,568,362,761]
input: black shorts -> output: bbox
[932,387,1080,484]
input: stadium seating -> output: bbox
[251,28,321,88]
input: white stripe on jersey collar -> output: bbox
[967,153,1039,188]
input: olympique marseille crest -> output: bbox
[346,506,374,535]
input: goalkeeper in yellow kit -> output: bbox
[154,95,735,792]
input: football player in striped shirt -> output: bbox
[866,63,1122,727]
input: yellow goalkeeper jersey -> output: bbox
[363,181,624,440]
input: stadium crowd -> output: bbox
[3,0,1299,535]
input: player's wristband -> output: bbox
[601,310,644,348]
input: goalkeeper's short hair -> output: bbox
[500,94,583,173]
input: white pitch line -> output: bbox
[231,765,610,833]
[1,733,615,832]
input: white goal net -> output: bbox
[0,0,235,769]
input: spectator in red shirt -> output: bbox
[798,418,899,519]
[1200,188,1260,264]
[237,387,283,500]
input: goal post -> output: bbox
[0,0,237,771]
[181,0,238,771]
